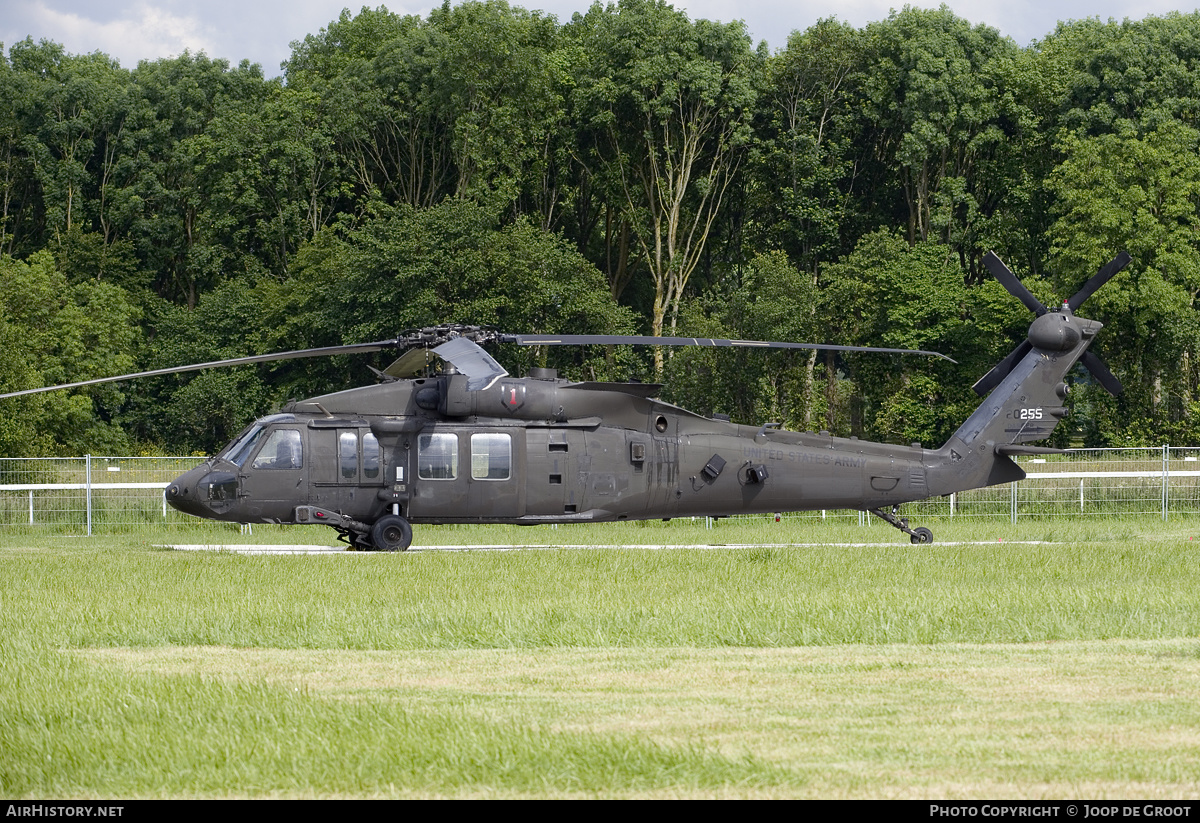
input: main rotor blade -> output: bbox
[983,251,1047,316]
[1066,251,1132,312]
[501,334,957,363]
[1081,350,1123,396]
[384,347,437,378]
[0,340,400,400]
[0,323,958,401]
[433,338,508,391]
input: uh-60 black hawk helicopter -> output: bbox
[1,251,1131,552]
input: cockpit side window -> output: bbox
[252,429,303,470]
[216,414,298,467]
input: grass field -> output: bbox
[2,516,1200,798]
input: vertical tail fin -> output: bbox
[927,252,1129,496]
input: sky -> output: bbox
[2,0,1198,78]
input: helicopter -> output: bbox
[0,251,1131,551]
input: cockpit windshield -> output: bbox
[218,425,264,467]
[216,414,297,467]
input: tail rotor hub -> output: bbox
[1027,310,1082,352]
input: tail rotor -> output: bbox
[972,251,1130,397]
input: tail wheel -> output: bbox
[370,514,413,552]
[910,527,933,545]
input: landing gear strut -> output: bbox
[868,506,934,544]
[320,508,413,552]
[332,527,373,551]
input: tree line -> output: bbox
[2,0,1199,456]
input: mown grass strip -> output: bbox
[1,647,786,798]
[5,641,1200,798]
[3,537,1200,648]
[3,523,1200,797]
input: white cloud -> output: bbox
[7,1,219,66]
[4,0,1200,77]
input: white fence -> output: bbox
[0,455,199,534]
[1,448,1199,534]
[908,445,1200,522]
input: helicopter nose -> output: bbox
[165,464,223,518]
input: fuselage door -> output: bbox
[407,429,468,520]
[466,430,524,518]
[239,426,305,521]
[407,428,524,521]
[308,426,385,517]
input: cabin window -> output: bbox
[418,433,458,480]
[471,433,511,480]
[252,429,303,470]
[363,433,380,479]
[339,432,358,479]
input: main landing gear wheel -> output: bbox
[370,514,413,552]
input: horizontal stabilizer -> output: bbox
[994,445,1067,456]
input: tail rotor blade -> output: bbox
[1081,350,1123,396]
[984,252,1048,316]
[975,252,1126,399]
[1066,251,1132,312]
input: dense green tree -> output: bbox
[12,43,127,238]
[568,0,758,370]
[4,6,1200,456]
[288,8,448,209]
[124,282,274,453]
[194,79,334,281]
[269,199,640,393]
[0,43,44,256]
[749,20,865,272]
[126,53,273,306]
[0,251,138,456]
[287,1,571,218]
[856,7,1025,274]
[663,251,820,428]
[1036,13,1200,139]
[817,232,973,444]
[1046,120,1200,443]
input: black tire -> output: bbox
[370,514,413,552]
[910,527,933,545]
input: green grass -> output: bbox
[3,518,1200,797]
[80,507,1188,547]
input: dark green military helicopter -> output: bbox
[1,252,1130,551]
